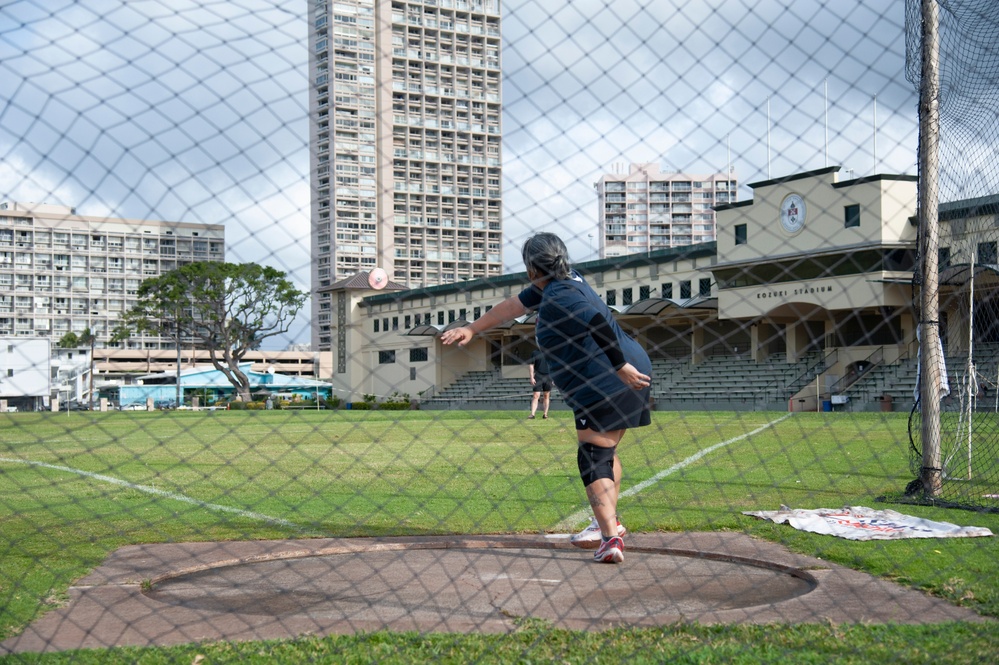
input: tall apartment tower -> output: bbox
[594,163,737,259]
[309,0,503,351]
[0,201,224,349]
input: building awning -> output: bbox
[405,324,443,336]
[618,298,683,316]
[939,263,999,286]
[617,296,718,316]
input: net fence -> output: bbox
[904,0,999,510]
[1,0,997,661]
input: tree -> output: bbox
[58,328,96,409]
[121,262,306,402]
[58,326,132,410]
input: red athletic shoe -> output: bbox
[593,536,624,564]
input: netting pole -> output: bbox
[918,0,943,497]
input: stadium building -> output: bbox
[323,166,997,412]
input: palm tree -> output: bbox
[57,328,97,409]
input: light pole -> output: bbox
[588,233,594,259]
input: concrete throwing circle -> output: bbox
[146,544,815,631]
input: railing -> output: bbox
[827,345,886,396]
[754,348,837,404]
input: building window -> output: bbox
[661,283,673,299]
[404,315,411,329]
[735,223,747,245]
[680,280,691,299]
[623,288,633,305]
[938,247,951,269]
[382,318,389,331]
[978,241,998,265]
[392,317,399,331]
[606,289,616,306]
[473,306,481,319]
[844,204,861,228]
[378,350,396,364]
[639,285,650,300]
[437,311,444,325]
[424,313,432,325]
[699,278,711,297]
[410,347,428,362]
[374,319,380,333]
[448,309,455,323]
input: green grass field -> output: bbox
[1,410,998,663]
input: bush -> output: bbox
[246,401,265,410]
[228,401,246,410]
[380,391,412,410]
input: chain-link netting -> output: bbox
[2,0,998,662]
[904,0,999,511]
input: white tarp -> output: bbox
[743,505,993,541]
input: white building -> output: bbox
[594,163,737,260]
[0,337,50,412]
[309,0,504,351]
[0,201,224,350]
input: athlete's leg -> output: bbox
[578,428,625,538]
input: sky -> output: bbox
[0,0,927,346]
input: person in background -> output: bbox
[528,346,552,419]
[441,232,652,564]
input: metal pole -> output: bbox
[918,0,942,498]
[824,80,828,167]
[766,96,771,179]
[873,94,878,173]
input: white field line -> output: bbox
[0,456,304,531]
[554,413,794,532]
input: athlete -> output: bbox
[441,232,652,563]
[528,346,552,419]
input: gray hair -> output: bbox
[522,232,572,281]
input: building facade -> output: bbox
[318,167,999,413]
[0,337,50,412]
[594,163,737,260]
[309,0,504,351]
[0,202,224,350]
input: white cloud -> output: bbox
[0,0,944,340]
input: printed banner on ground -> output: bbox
[743,505,993,540]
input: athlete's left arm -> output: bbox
[589,312,650,390]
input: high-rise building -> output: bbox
[0,201,224,349]
[309,0,503,351]
[594,163,737,259]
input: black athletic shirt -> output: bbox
[518,271,652,410]
[529,349,551,377]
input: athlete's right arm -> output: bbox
[440,294,528,346]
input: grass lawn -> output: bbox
[1,409,997,663]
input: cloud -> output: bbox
[0,0,940,336]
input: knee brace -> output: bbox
[577,442,616,487]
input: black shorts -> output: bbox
[532,377,553,393]
[574,388,651,432]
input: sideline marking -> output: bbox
[0,456,305,531]
[554,413,794,532]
